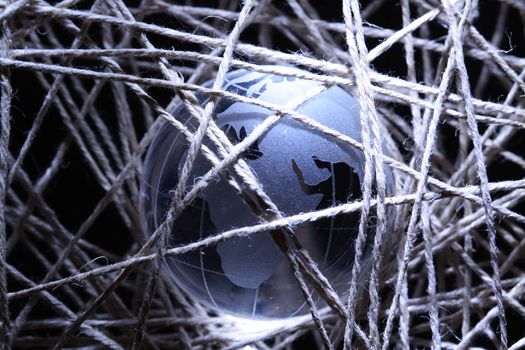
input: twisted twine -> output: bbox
[1,0,524,349]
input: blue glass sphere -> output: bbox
[141,69,393,319]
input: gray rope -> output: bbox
[1,0,524,348]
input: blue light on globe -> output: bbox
[141,69,394,319]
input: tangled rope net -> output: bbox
[1,0,525,348]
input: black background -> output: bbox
[6,0,525,348]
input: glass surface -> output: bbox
[141,69,394,319]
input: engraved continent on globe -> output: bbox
[141,69,393,319]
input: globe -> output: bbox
[141,68,394,319]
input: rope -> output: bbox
[1,0,524,348]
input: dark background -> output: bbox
[6,0,525,348]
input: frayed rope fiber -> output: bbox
[1,0,525,349]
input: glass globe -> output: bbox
[141,69,394,319]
